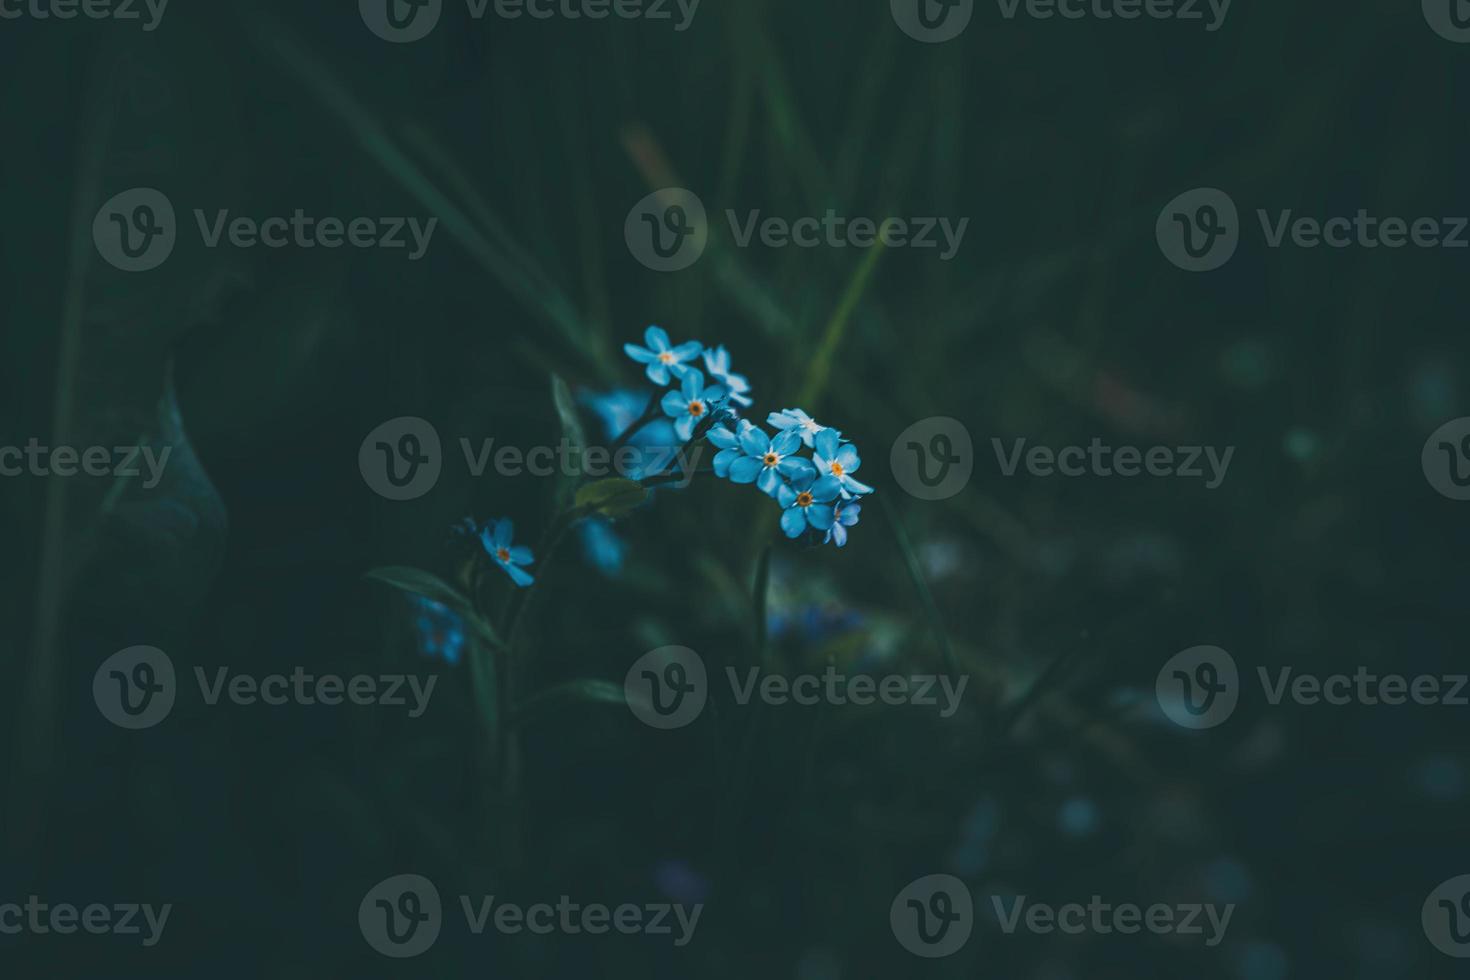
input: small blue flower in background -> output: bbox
[411,595,466,665]
[623,325,703,386]
[813,429,875,499]
[578,516,626,576]
[768,407,835,449]
[825,500,861,547]
[660,368,728,442]
[581,388,649,441]
[727,424,816,496]
[776,471,842,538]
[451,516,480,541]
[480,518,535,587]
[702,345,753,408]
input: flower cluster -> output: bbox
[619,324,873,547]
[454,516,536,587]
[709,411,872,544]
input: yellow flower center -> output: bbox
[796,491,814,508]
[762,452,779,467]
[658,351,675,364]
[496,547,510,562]
[830,462,845,477]
[688,400,705,417]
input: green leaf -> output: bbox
[551,375,586,507]
[574,478,647,518]
[364,566,506,652]
[509,679,640,729]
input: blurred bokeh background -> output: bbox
[2,1,1469,976]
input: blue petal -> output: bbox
[502,561,535,588]
[814,428,840,460]
[837,445,861,472]
[508,545,534,565]
[707,425,739,449]
[779,507,808,538]
[646,362,671,386]
[644,325,671,350]
[768,411,797,430]
[624,343,656,364]
[729,390,754,408]
[661,389,689,418]
[756,466,783,496]
[495,519,514,548]
[806,504,836,530]
[738,426,770,457]
[843,476,876,496]
[771,428,801,456]
[680,368,703,400]
[674,414,697,442]
[713,447,741,477]
[779,457,817,482]
[830,523,849,547]
[670,340,703,361]
[729,456,764,484]
[810,476,843,502]
[702,384,728,405]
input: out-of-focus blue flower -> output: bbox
[702,345,752,408]
[451,516,480,541]
[813,429,874,499]
[578,516,625,576]
[776,470,842,538]
[480,518,535,588]
[653,860,711,905]
[411,595,466,665]
[825,500,861,547]
[623,325,702,386]
[660,368,728,442]
[726,424,815,496]
[768,408,835,449]
[581,388,650,441]
[768,602,864,643]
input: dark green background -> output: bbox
[2,0,1469,976]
